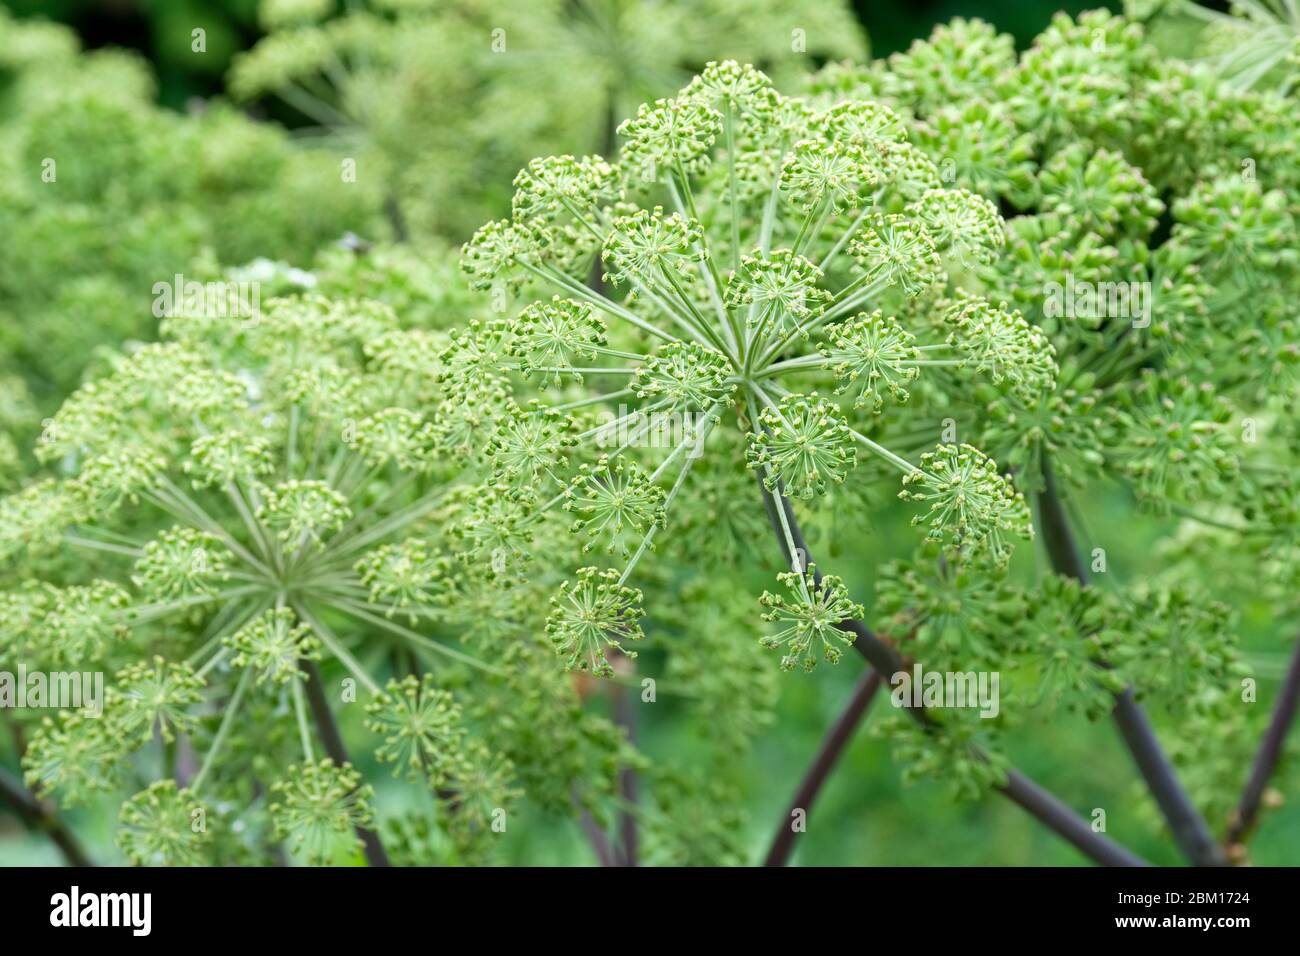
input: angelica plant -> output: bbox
[793,10,1300,866]
[446,8,1300,865]
[444,60,1210,866]
[0,376,38,491]
[461,62,1049,666]
[0,288,629,865]
[3,5,1298,871]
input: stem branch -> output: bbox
[1038,455,1225,867]
[0,766,92,867]
[300,659,390,867]
[763,670,882,867]
[758,474,1149,867]
[1226,636,1300,848]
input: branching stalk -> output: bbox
[1226,635,1300,848]
[0,766,92,867]
[758,475,1150,867]
[300,659,390,867]
[1038,454,1225,867]
[763,670,882,867]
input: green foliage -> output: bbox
[0,10,378,410]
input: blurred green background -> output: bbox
[4,0,1113,108]
[3,0,1294,868]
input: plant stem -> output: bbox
[757,475,1149,867]
[0,766,93,867]
[997,768,1146,868]
[1038,454,1226,867]
[575,797,617,867]
[763,670,882,867]
[1226,635,1300,848]
[384,194,409,243]
[612,677,639,867]
[300,659,390,867]
[191,668,253,795]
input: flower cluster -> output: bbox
[0,288,623,863]
[459,60,1045,686]
[805,10,1295,836]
